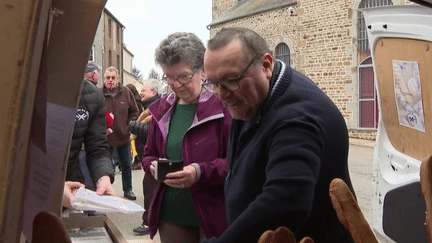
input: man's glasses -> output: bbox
[162,71,196,85]
[202,54,260,93]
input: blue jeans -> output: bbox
[110,143,133,192]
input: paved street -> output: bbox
[107,139,375,242]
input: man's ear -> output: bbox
[262,53,274,78]
[263,53,273,69]
[200,69,206,81]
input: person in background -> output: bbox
[142,32,231,243]
[102,66,139,201]
[84,61,101,86]
[202,27,354,243]
[126,83,144,115]
[125,83,144,170]
[66,61,115,202]
[130,79,161,235]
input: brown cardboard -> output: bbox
[21,0,107,240]
[0,0,52,242]
[62,213,127,243]
[1,0,107,242]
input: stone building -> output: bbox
[89,8,126,87]
[209,0,411,140]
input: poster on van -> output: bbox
[392,60,425,132]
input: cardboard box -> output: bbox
[0,0,107,242]
[62,213,127,243]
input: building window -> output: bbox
[109,50,112,67]
[117,55,120,71]
[117,25,120,44]
[108,19,112,38]
[358,0,393,52]
[275,43,290,66]
[89,45,95,61]
[358,57,378,128]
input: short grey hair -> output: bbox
[143,79,162,94]
[154,32,205,71]
[207,27,272,61]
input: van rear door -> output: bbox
[362,5,432,243]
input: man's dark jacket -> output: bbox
[206,61,354,243]
[102,84,139,147]
[67,80,114,185]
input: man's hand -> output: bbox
[164,165,198,188]
[63,181,85,208]
[96,175,116,196]
[106,128,113,135]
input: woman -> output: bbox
[142,32,231,243]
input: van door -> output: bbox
[362,5,432,243]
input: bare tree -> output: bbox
[148,68,160,80]
[132,66,143,82]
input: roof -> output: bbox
[208,0,297,27]
[410,0,432,8]
[104,7,125,28]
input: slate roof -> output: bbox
[209,0,297,27]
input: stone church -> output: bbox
[208,0,410,140]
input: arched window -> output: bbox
[357,0,392,129]
[358,57,378,128]
[358,0,393,52]
[275,43,290,66]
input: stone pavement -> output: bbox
[108,138,376,242]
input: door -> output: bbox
[362,5,432,243]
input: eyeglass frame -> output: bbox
[162,71,197,85]
[202,54,261,93]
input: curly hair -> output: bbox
[154,32,206,71]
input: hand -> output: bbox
[106,128,113,135]
[164,165,197,188]
[96,175,116,196]
[63,181,85,208]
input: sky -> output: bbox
[104,0,213,79]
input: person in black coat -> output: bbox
[202,27,354,243]
[67,72,115,196]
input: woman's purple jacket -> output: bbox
[141,90,232,239]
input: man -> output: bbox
[102,66,139,200]
[67,62,116,200]
[202,27,354,242]
[84,61,101,85]
[130,79,161,235]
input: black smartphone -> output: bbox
[155,159,184,182]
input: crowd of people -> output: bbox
[63,27,356,243]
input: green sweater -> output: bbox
[160,103,200,226]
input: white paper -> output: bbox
[71,187,144,214]
[392,60,425,132]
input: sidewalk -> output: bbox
[349,138,376,148]
[107,169,160,243]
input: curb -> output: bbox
[349,138,375,148]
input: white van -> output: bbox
[362,3,432,243]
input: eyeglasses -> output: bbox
[162,71,196,85]
[202,54,260,93]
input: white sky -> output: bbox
[104,0,213,79]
